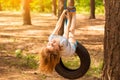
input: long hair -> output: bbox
[39,47,60,74]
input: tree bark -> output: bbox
[58,0,64,35]
[40,0,45,12]
[52,0,57,16]
[68,0,74,6]
[102,0,120,80]
[22,0,31,25]
[0,1,2,11]
[0,4,2,11]
[89,0,95,19]
[58,0,64,19]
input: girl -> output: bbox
[39,8,77,74]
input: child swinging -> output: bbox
[39,1,77,74]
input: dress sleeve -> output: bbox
[48,34,54,41]
[59,37,68,47]
[49,34,68,48]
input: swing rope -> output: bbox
[63,0,68,31]
[64,0,76,12]
[64,0,67,9]
[63,0,76,32]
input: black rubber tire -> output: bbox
[55,42,91,79]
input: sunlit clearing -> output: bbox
[79,25,104,31]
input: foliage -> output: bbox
[61,54,103,78]
[0,0,21,11]
[62,55,80,69]
[0,0,104,14]
[15,49,23,58]
[30,0,52,13]
[15,49,38,69]
[76,0,104,14]
[95,0,104,14]
[87,60,103,78]
[76,0,90,14]
[23,54,38,69]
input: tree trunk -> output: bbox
[22,0,31,25]
[52,0,57,16]
[58,0,64,19]
[102,0,120,80]
[40,0,45,12]
[0,1,2,11]
[89,0,95,19]
[68,0,74,6]
[58,0,64,35]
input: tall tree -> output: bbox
[58,0,64,18]
[0,4,2,11]
[40,0,45,12]
[0,0,2,11]
[58,0,64,35]
[68,0,74,7]
[89,0,95,19]
[52,0,57,16]
[102,0,120,80]
[22,0,31,25]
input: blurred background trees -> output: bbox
[0,0,104,25]
[22,0,31,25]
[89,0,95,19]
[0,0,104,14]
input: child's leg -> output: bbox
[63,12,71,39]
[68,12,76,43]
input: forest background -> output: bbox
[0,0,104,14]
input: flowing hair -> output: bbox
[39,47,60,74]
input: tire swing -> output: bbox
[55,1,90,79]
[55,42,91,79]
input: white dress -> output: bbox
[49,34,77,56]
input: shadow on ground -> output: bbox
[0,11,105,80]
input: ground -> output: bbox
[0,11,105,80]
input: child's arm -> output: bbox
[52,10,67,35]
[68,12,76,43]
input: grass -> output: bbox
[61,52,103,78]
[14,49,103,78]
[87,60,103,78]
[15,49,39,69]
[61,55,80,69]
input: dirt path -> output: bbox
[0,11,105,80]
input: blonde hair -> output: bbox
[39,47,60,74]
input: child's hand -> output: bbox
[63,9,68,14]
[65,11,70,19]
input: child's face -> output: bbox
[47,39,60,51]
